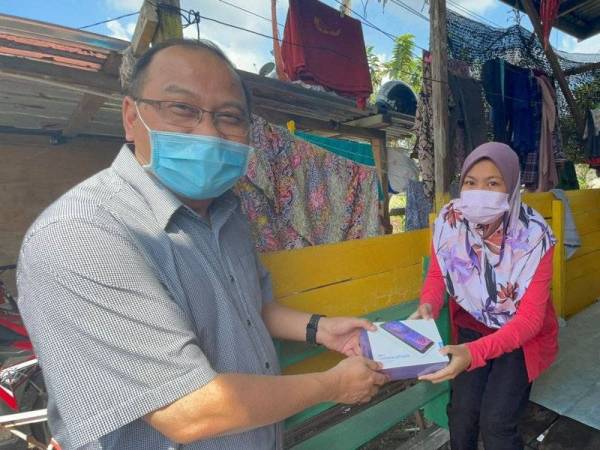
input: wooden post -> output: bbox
[340,0,352,16]
[153,0,183,43]
[521,0,585,137]
[372,138,392,234]
[551,199,566,318]
[130,0,159,57]
[430,0,450,212]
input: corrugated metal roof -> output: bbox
[0,13,413,140]
[500,0,600,41]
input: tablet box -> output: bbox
[359,319,449,380]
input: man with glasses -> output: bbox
[17,39,387,450]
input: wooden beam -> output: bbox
[564,61,600,77]
[0,54,120,96]
[253,108,386,141]
[153,0,183,43]
[130,0,159,57]
[344,113,391,129]
[62,53,121,137]
[558,0,596,18]
[62,94,108,137]
[340,0,352,16]
[521,0,585,136]
[430,0,450,212]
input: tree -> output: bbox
[385,34,422,93]
[366,45,385,96]
[366,34,423,102]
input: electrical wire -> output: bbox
[388,0,430,22]
[78,11,139,30]
[446,0,501,28]
[145,0,556,107]
[217,0,284,29]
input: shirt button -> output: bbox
[265,362,270,369]
[230,275,235,283]
[247,319,252,327]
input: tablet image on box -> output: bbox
[359,319,449,380]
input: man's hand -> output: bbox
[325,356,389,404]
[317,317,376,357]
[408,303,433,320]
[418,344,472,384]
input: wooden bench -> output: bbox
[259,190,574,448]
[261,230,450,449]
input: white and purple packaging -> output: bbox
[359,319,449,380]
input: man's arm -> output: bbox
[261,302,376,356]
[146,356,386,444]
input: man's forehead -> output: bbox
[142,46,245,101]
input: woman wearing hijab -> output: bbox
[411,142,558,450]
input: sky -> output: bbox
[1,0,599,74]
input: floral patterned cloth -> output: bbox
[234,116,380,252]
[433,201,555,328]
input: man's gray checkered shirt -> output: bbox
[17,146,282,450]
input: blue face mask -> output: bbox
[136,105,252,200]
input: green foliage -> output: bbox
[560,75,600,163]
[366,34,422,102]
[385,34,422,93]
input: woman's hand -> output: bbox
[408,303,433,320]
[418,344,472,383]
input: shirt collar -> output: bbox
[112,145,182,230]
[111,145,240,230]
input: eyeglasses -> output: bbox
[134,98,251,138]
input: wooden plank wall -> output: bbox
[261,229,430,318]
[564,189,600,316]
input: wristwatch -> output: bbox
[306,314,325,346]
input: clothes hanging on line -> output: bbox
[482,59,565,191]
[482,59,543,168]
[387,147,419,193]
[448,74,488,153]
[235,116,380,252]
[295,131,384,200]
[413,52,487,206]
[584,109,600,168]
[550,189,581,259]
[536,74,559,192]
[281,0,372,107]
[555,161,579,191]
[405,180,431,231]
[295,131,375,166]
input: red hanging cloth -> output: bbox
[271,0,288,81]
[281,0,372,107]
[540,0,559,50]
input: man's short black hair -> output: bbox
[122,38,252,113]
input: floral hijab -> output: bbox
[433,143,556,328]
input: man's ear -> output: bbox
[122,96,137,142]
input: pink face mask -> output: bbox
[455,190,510,225]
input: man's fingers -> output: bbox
[365,358,383,371]
[373,372,388,386]
[354,318,376,331]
